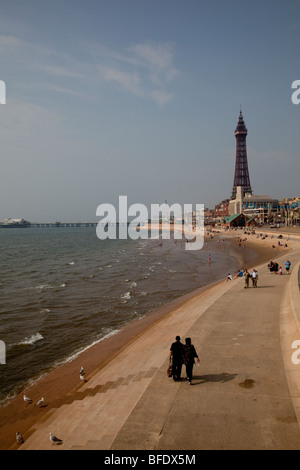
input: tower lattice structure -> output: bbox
[231,111,252,199]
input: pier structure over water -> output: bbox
[29,222,98,228]
[0,221,130,228]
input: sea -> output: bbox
[0,226,255,405]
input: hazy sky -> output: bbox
[1,0,299,222]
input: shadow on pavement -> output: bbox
[192,372,238,385]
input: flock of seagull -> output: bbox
[16,366,87,447]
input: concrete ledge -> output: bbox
[280,261,300,424]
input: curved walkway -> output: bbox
[19,248,300,450]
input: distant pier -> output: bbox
[0,221,131,228]
[29,222,99,228]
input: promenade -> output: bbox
[16,237,300,450]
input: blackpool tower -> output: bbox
[231,110,252,199]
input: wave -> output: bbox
[129,281,137,288]
[11,332,44,347]
[121,292,131,300]
[27,283,66,291]
[124,280,137,289]
[54,329,120,366]
[33,284,53,291]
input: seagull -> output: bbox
[35,397,45,407]
[23,395,32,404]
[80,373,87,383]
[50,432,63,445]
[80,366,85,375]
[16,432,24,444]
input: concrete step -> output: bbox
[20,370,153,450]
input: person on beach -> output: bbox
[226,273,233,281]
[234,269,244,279]
[170,336,184,381]
[244,269,251,288]
[251,268,258,287]
[182,337,199,385]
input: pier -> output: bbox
[29,222,98,228]
[0,222,131,228]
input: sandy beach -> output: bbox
[0,227,298,450]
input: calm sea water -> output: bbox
[0,227,253,404]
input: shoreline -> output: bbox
[0,229,294,450]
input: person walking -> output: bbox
[251,268,258,287]
[244,269,251,288]
[182,337,199,385]
[285,260,291,274]
[170,336,184,381]
[268,261,274,273]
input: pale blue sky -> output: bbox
[0,0,299,222]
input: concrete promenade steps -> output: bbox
[20,371,156,450]
[19,247,300,450]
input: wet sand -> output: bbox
[0,230,292,450]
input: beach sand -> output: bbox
[0,228,296,450]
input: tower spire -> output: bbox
[231,110,252,199]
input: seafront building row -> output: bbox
[213,195,300,226]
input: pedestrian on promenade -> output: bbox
[170,336,184,381]
[285,260,291,274]
[251,268,258,287]
[182,337,199,385]
[226,273,233,281]
[268,261,274,273]
[244,269,251,288]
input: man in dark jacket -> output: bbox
[170,336,184,381]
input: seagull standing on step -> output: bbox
[16,432,24,444]
[80,366,84,375]
[23,395,32,404]
[35,397,45,407]
[80,373,87,383]
[50,432,63,445]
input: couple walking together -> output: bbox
[170,336,199,385]
[244,268,258,288]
